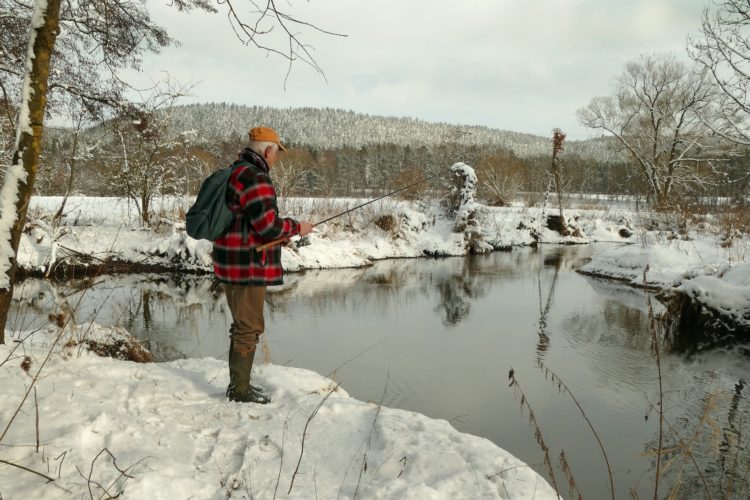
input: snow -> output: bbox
[0,333,557,499]
[578,239,730,288]
[580,234,750,330]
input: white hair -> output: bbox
[248,140,278,156]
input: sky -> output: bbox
[136,0,709,140]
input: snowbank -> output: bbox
[26,194,750,332]
[580,238,750,332]
[0,333,557,499]
[675,262,750,331]
[21,195,633,277]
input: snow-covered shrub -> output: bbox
[31,318,153,362]
[147,231,213,267]
[67,327,153,363]
[372,214,397,233]
[443,162,492,254]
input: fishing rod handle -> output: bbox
[254,224,316,253]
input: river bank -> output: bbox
[21,195,750,334]
[0,324,558,499]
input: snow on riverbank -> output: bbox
[23,195,630,275]
[0,331,557,499]
[580,234,750,331]
[22,194,750,330]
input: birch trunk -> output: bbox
[0,0,62,344]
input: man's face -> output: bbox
[265,145,281,169]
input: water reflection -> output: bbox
[535,251,562,360]
[9,245,750,499]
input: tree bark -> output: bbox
[0,0,62,344]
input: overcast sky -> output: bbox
[137,0,709,140]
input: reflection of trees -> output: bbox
[717,378,747,492]
[434,257,492,326]
[435,278,471,325]
[535,248,562,360]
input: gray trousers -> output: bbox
[223,284,266,355]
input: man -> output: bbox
[213,126,313,404]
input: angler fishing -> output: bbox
[197,125,465,406]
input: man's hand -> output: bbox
[298,221,314,236]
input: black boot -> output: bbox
[227,345,270,404]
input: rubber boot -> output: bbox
[228,336,266,395]
[227,345,270,404]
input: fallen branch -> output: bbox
[0,457,55,482]
[353,372,389,499]
[288,383,340,494]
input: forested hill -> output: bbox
[168,103,619,161]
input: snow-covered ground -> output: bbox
[22,195,625,274]
[2,193,748,498]
[579,234,750,331]
[1,327,556,499]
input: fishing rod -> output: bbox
[256,168,448,252]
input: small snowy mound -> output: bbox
[579,240,727,288]
[0,333,556,499]
[676,262,750,331]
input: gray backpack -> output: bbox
[185,163,247,241]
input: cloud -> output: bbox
[136,0,708,140]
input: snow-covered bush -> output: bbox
[444,162,492,254]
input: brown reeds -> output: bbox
[508,367,561,498]
[538,360,614,499]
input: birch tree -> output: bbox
[98,82,199,225]
[577,53,726,207]
[0,0,63,345]
[0,0,343,344]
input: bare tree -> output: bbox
[0,97,12,168]
[551,128,567,232]
[689,0,750,145]
[47,105,101,221]
[101,81,197,225]
[273,148,315,200]
[0,0,343,343]
[475,150,526,206]
[577,53,728,207]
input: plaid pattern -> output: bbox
[212,149,300,285]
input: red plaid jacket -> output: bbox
[212,149,300,286]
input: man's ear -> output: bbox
[264,146,273,159]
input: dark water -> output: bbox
[12,245,750,499]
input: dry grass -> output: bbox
[372,214,397,233]
[67,338,153,363]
